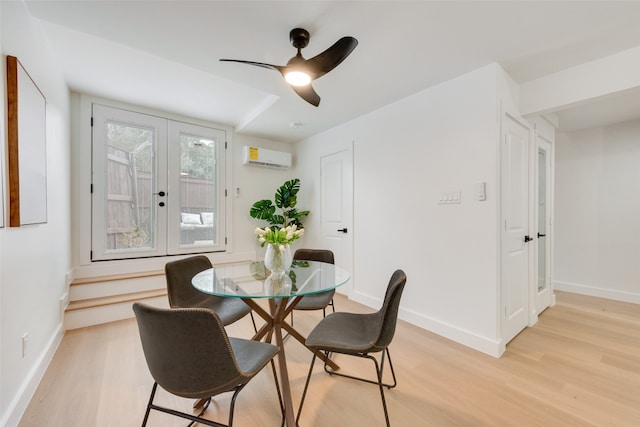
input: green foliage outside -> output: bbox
[108,124,215,180]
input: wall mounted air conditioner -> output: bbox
[242,146,292,169]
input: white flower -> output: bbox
[254,223,304,247]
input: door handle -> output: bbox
[537,233,546,238]
[337,228,348,233]
[524,235,533,243]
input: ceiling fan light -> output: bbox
[285,71,311,86]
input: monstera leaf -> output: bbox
[250,178,310,229]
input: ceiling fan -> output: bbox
[220,28,358,107]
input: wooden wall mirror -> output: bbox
[6,55,47,227]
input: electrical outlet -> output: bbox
[22,333,28,358]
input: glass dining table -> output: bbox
[192,259,350,427]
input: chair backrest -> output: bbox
[165,255,214,308]
[132,302,245,399]
[293,248,335,264]
[372,269,407,351]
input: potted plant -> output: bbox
[249,178,310,229]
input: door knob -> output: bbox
[153,191,166,197]
[337,228,348,233]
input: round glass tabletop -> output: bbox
[192,260,350,299]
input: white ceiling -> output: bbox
[24,1,640,142]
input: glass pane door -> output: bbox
[167,121,226,254]
[92,105,167,260]
[537,148,547,292]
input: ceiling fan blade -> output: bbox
[305,36,358,80]
[219,59,284,73]
[291,84,321,107]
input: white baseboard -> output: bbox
[350,290,504,358]
[554,281,640,304]
[1,323,64,427]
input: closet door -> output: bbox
[501,114,531,343]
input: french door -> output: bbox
[91,104,226,260]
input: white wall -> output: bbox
[554,119,640,303]
[232,134,296,256]
[0,2,71,426]
[296,64,506,356]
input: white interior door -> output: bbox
[534,137,552,314]
[320,148,354,296]
[501,115,530,343]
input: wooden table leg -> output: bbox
[270,298,297,427]
[238,296,340,426]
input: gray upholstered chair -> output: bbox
[132,303,282,427]
[297,269,407,427]
[292,249,336,320]
[165,255,256,331]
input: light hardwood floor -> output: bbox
[18,291,640,426]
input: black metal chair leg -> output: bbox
[296,352,319,425]
[370,353,391,427]
[249,311,258,333]
[227,385,247,427]
[141,382,158,427]
[269,359,286,427]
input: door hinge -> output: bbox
[90,184,93,193]
[225,237,227,245]
[225,189,227,197]
[225,141,228,149]
[90,117,93,127]
[90,250,93,259]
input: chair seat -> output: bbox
[194,295,252,326]
[306,311,383,354]
[294,289,335,311]
[230,338,279,376]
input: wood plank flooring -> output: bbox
[18,291,640,426]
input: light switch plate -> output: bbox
[438,190,461,204]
